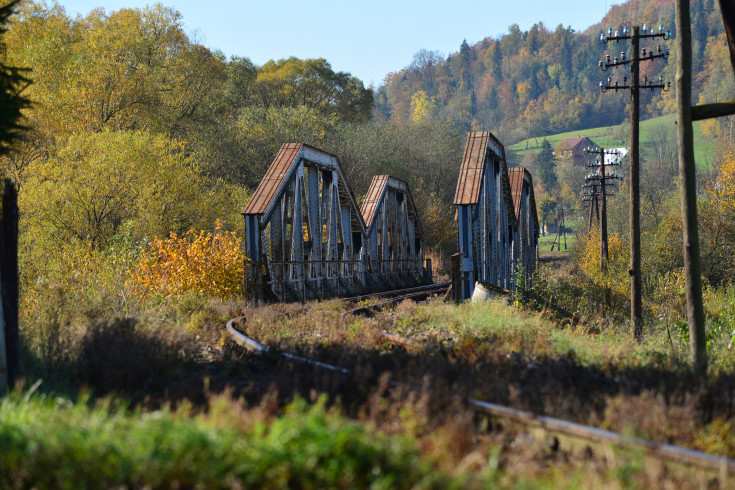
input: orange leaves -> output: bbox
[128,221,245,299]
[707,150,735,210]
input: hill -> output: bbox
[506,113,718,170]
[375,0,733,147]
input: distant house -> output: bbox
[555,136,598,167]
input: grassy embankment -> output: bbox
[4,252,734,488]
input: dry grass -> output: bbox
[14,284,735,487]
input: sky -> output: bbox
[55,0,624,88]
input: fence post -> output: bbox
[450,253,461,303]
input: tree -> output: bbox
[0,0,30,156]
[251,57,373,123]
[537,197,557,236]
[535,139,557,193]
[21,131,244,249]
[4,3,226,138]
[410,90,437,123]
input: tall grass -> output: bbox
[0,391,451,489]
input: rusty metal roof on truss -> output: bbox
[243,143,304,216]
[360,175,423,236]
[454,131,515,225]
[508,167,540,236]
[242,142,367,234]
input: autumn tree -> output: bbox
[251,57,373,123]
[21,131,244,249]
[410,90,437,123]
[4,3,225,138]
[0,0,30,156]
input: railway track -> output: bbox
[341,282,451,317]
[225,315,734,481]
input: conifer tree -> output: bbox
[535,139,557,193]
[0,0,30,156]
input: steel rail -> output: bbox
[342,283,450,317]
[224,317,735,479]
[346,289,449,317]
[341,283,451,303]
[469,398,734,476]
[225,316,268,354]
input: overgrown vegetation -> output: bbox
[0,392,450,489]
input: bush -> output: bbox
[578,225,629,297]
[128,221,245,299]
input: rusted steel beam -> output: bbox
[361,175,427,290]
[471,398,734,476]
[508,167,539,291]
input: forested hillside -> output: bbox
[376,0,733,144]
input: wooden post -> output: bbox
[630,26,643,340]
[0,286,6,393]
[0,180,18,391]
[451,253,462,303]
[675,0,707,374]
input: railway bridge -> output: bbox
[242,131,538,303]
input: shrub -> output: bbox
[128,221,245,299]
[578,225,629,296]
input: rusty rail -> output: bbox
[342,282,450,303]
[470,398,734,477]
[342,283,450,317]
[224,317,734,479]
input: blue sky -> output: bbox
[55,0,623,87]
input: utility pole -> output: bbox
[599,24,671,340]
[674,0,735,375]
[583,147,623,270]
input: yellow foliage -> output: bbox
[701,119,719,138]
[128,221,246,298]
[707,150,735,210]
[410,90,437,124]
[579,225,629,295]
[649,269,687,321]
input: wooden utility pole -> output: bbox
[584,146,623,270]
[0,292,6,393]
[675,0,707,375]
[599,148,609,269]
[588,195,596,230]
[629,28,643,339]
[0,181,18,393]
[669,0,735,375]
[599,25,670,340]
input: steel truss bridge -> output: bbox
[243,132,539,303]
